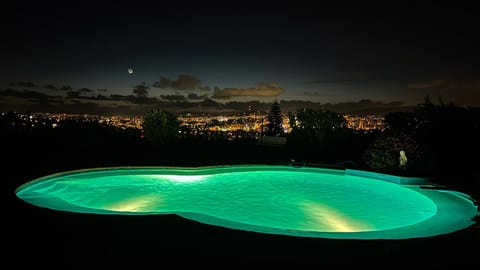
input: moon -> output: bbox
[128,68,134,74]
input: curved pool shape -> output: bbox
[15,165,478,239]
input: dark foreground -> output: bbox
[5,134,479,267]
[8,198,479,267]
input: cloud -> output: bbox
[66,88,93,98]
[407,79,449,89]
[66,91,81,98]
[109,94,128,100]
[310,77,361,84]
[78,88,93,93]
[95,94,109,100]
[303,91,329,97]
[133,82,149,98]
[407,79,480,106]
[338,100,407,115]
[44,84,57,90]
[152,78,170,89]
[309,74,402,86]
[0,88,66,112]
[187,93,208,100]
[198,85,211,91]
[14,82,37,88]
[160,94,187,101]
[0,88,53,99]
[211,82,284,99]
[108,93,159,105]
[0,87,413,115]
[97,88,107,92]
[152,74,210,91]
[60,85,73,91]
[407,79,480,90]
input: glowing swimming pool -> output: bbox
[15,165,478,239]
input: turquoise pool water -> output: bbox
[15,165,478,239]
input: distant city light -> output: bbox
[1,111,385,141]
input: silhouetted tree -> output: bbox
[142,109,179,146]
[412,96,480,190]
[287,112,296,129]
[384,111,418,135]
[133,82,149,98]
[296,108,345,131]
[266,100,284,136]
[287,108,348,163]
[289,108,346,144]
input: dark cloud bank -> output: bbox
[1,76,426,115]
[0,87,410,116]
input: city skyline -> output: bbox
[1,110,385,140]
[2,3,479,115]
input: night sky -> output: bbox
[2,2,479,114]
